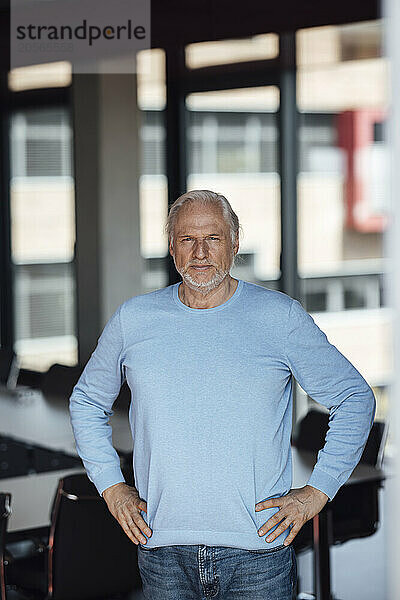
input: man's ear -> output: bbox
[169,239,174,257]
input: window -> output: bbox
[186,86,281,284]
[296,20,391,431]
[185,34,279,69]
[137,48,168,292]
[10,107,77,372]
[8,62,72,92]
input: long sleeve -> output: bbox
[69,305,126,496]
[285,299,376,501]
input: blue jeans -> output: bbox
[137,543,297,600]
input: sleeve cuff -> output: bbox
[90,466,126,497]
[306,466,342,502]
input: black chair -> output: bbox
[6,472,142,600]
[291,408,329,453]
[292,407,388,468]
[40,364,83,402]
[1,493,11,600]
[41,364,131,411]
[292,408,387,599]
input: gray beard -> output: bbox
[175,256,235,296]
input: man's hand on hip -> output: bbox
[255,485,329,546]
[102,482,153,545]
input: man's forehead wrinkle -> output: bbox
[175,224,227,235]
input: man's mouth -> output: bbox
[190,265,212,270]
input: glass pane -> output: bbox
[186,86,280,284]
[137,48,166,110]
[10,107,77,372]
[8,61,72,91]
[186,34,279,69]
[297,20,383,68]
[137,48,168,292]
[296,20,391,432]
[13,263,77,372]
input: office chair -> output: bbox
[292,408,388,468]
[292,408,387,599]
[1,493,11,600]
[6,472,142,600]
[291,408,329,453]
[41,364,131,410]
[40,364,83,402]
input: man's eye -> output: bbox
[180,237,218,241]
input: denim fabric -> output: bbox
[137,543,297,600]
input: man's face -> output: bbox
[169,202,239,293]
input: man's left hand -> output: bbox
[255,485,329,546]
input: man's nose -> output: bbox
[192,240,209,259]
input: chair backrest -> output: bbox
[293,408,387,469]
[0,493,11,600]
[292,408,329,452]
[360,420,388,468]
[48,472,141,600]
[292,410,387,554]
[41,364,83,401]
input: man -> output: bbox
[69,190,376,600]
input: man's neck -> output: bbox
[179,276,238,309]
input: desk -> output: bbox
[0,389,132,531]
[0,389,133,456]
[2,468,84,532]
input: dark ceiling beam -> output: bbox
[151,0,380,47]
[181,59,280,93]
[10,87,70,110]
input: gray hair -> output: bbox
[165,190,241,248]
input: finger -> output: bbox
[283,522,302,546]
[121,512,147,544]
[265,518,293,542]
[117,514,140,544]
[258,511,287,535]
[123,504,152,537]
[133,513,153,537]
[255,497,284,511]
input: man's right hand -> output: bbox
[102,482,153,545]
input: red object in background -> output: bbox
[337,109,388,233]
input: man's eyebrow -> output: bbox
[177,232,222,237]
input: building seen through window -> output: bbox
[296,20,390,432]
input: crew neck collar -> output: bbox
[173,279,244,313]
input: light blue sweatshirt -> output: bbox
[69,279,376,550]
